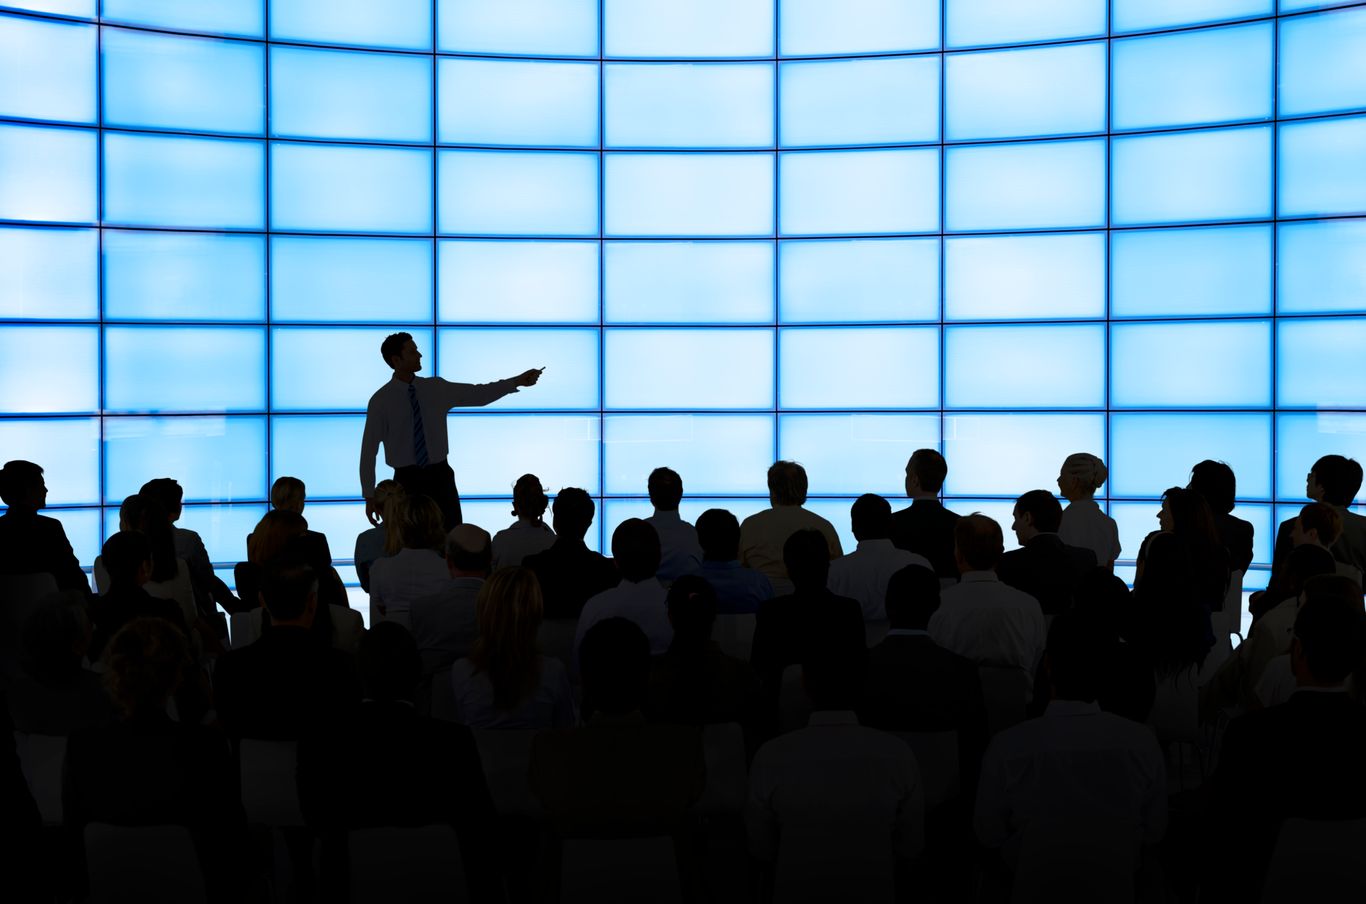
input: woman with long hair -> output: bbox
[93,493,197,627]
[367,495,449,627]
[354,478,404,591]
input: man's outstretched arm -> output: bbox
[434,368,543,409]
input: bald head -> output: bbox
[445,524,492,577]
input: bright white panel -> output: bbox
[0,227,97,319]
[2,1,94,16]
[440,150,598,236]
[606,63,773,148]
[1279,116,1366,218]
[440,58,597,147]
[101,0,262,36]
[946,42,1105,140]
[439,240,598,323]
[1279,318,1366,408]
[604,329,774,409]
[447,414,602,495]
[1281,0,1363,9]
[1112,23,1272,131]
[943,414,1106,497]
[296,503,368,564]
[0,15,95,123]
[779,327,939,409]
[270,46,430,142]
[946,139,1104,231]
[946,325,1104,408]
[271,143,430,234]
[103,416,266,503]
[780,413,940,496]
[1277,413,1366,504]
[272,416,365,500]
[1278,220,1366,315]
[947,0,1105,48]
[607,154,772,237]
[605,242,773,323]
[105,326,265,413]
[1279,6,1366,116]
[1109,413,1272,499]
[104,230,265,321]
[1111,225,1271,318]
[780,149,939,235]
[0,418,99,504]
[0,325,97,412]
[437,0,597,55]
[0,124,95,223]
[271,0,430,49]
[103,27,262,134]
[271,326,433,412]
[802,498,860,555]
[1114,0,1270,31]
[1110,321,1271,407]
[1111,126,1272,225]
[1109,502,1160,563]
[438,328,599,410]
[178,504,268,565]
[781,56,939,147]
[604,414,773,495]
[604,0,772,57]
[780,0,939,55]
[945,233,1104,320]
[49,508,99,571]
[273,236,432,322]
[780,238,939,323]
[104,132,263,229]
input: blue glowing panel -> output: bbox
[447,413,602,495]
[1111,126,1271,225]
[604,329,774,410]
[1281,0,1363,9]
[437,0,597,56]
[780,0,939,55]
[440,58,597,147]
[273,236,432,322]
[440,150,597,236]
[607,154,772,237]
[802,499,860,554]
[604,498,769,552]
[177,504,268,564]
[945,233,1104,321]
[271,326,433,412]
[604,414,773,495]
[604,0,772,57]
[3,1,93,16]
[1112,23,1271,131]
[101,0,262,37]
[1277,413,1366,504]
[780,413,940,496]
[104,326,265,413]
[947,0,1106,48]
[104,231,264,322]
[1279,318,1366,408]
[1110,321,1271,408]
[270,0,430,49]
[780,149,939,235]
[102,28,262,135]
[103,416,266,504]
[0,325,97,413]
[941,499,1024,550]
[0,227,97,319]
[0,418,99,505]
[295,502,367,562]
[271,46,430,143]
[271,415,365,501]
[781,57,938,147]
[50,509,99,571]
[605,242,773,323]
[606,63,773,148]
[1279,6,1366,116]
[779,327,939,409]
[1279,116,1366,217]
[438,328,598,410]
[271,143,431,234]
[943,414,1106,497]
[945,139,1104,231]
[1278,220,1366,314]
[946,324,1104,409]
[103,133,263,229]
[0,124,95,223]
[439,240,598,323]
[945,43,1105,141]
[1113,0,1270,31]
[1109,413,1272,499]
[780,238,939,324]
[1109,502,1161,561]
[1111,225,1271,318]
[0,15,95,123]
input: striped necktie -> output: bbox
[408,381,429,467]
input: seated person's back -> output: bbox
[353,478,404,592]
[890,448,962,580]
[410,524,489,674]
[690,508,773,614]
[739,461,843,595]
[8,594,114,735]
[523,487,618,620]
[644,467,703,584]
[0,459,90,594]
[997,490,1097,616]
[89,531,187,662]
[367,495,451,627]
[490,474,556,569]
[574,518,673,659]
[829,493,931,622]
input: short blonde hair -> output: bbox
[270,476,306,514]
[1061,453,1108,494]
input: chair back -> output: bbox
[713,613,755,661]
[978,665,1030,736]
[891,730,959,811]
[560,836,683,904]
[430,666,457,722]
[777,663,810,734]
[1010,817,1139,904]
[473,728,541,819]
[84,823,207,904]
[694,722,747,816]
[15,731,66,826]
[1261,817,1366,904]
[348,825,468,903]
[239,739,305,827]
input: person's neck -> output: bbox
[908,492,938,502]
[3,505,39,517]
[393,370,416,384]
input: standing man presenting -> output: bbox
[360,332,543,529]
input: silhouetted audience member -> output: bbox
[95,493,196,626]
[140,477,239,618]
[353,478,404,592]
[89,531,187,662]
[368,495,450,628]
[1124,532,1216,683]
[690,507,773,614]
[410,524,489,674]
[238,510,345,647]
[8,593,113,735]
[1056,452,1121,569]
[1136,486,1232,618]
[575,518,671,659]
[998,490,1097,617]
[1188,460,1255,575]
[1253,504,1344,622]
[1067,570,1155,725]
[1270,454,1366,583]
[891,449,962,580]
[269,475,334,568]
[523,487,618,620]
[829,494,930,623]
[0,459,89,594]
[490,473,555,569]
[740,461,843,595]
[646,467,703,585]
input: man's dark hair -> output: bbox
[783,529,830,592]
[954,514,1004,572]
[1298,502,1343,547]
[1014,490,1063,534]
[612,518,661,583]
[138,478,183,515]
[380,331,413,368]
[666,574,718,646]
[908,449,948,494]
[767,461,808,506]
[1295,591,1366,685]
[884,564,940,629]
[551,487,595,540]
[802,649,866,711]
[696,508,741,562]
[358,621,423,702]
[1188,460,1237,515]
[1312,454,1364,507]
[647,467,684,511]
[512,474,548,520]
[0,459,43,507]
[258,555,318,622]
[101,530,152,588]
[1045,612,1106,703]
[850,494,893,541]
[1285,544,1339,599]
[445,525,492,573]
[579,617,651,716]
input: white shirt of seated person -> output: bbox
[928,548,1045,678]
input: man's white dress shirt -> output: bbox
[928,571,1046,674]
[1059,498,1122,566]
[368,547,451,629]
[646,509,703,585]
[828,539,932,622]
[491,519,556,570]
[574,577,673,662]
[409,576,482,673]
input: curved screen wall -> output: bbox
[2,0,1366,590]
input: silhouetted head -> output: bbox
[784,529,830,592]
[381,331,420,373]
[905,449,947,496]
[138,478,184,522]
[247,509,308,565]
[1045,612,1106,703]
[511,474,549,522]
[396,495,445,552]
[358,621,423,703]
[258,552,319,626]
[802,649,865,712]
[1188,460,1237,515]
[372,479,405,524]
[101,530,153,589]
[551,487,595,541]
[648,467,684,512]
[666,574,718,647]
[1011,489,1062,544]
[105,617,189,717]
[472,567,545,711]
[1293,589,1366,687]
[1309,455,1364,507]
[579,617,651,717]
[696,508,741,562]
[0,460,46,511]
[126,492,177,582]
[1058,452,1107,501]
[767,461,808,507]
[445,523,492,576]
[884,564,940,630]
[1295,501,1344,548]
[850,493,893,542]
[612,518,661,583]
[1158,486,1221,549]
[954,514,1004,574]
[270,476,306,514]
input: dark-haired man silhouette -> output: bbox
[0,460,90,594]
[891,449,962,581]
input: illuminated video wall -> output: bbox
[2,0,1365,591]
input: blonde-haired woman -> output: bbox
[354,478,405,592]
[1057,452,1121,568]
[449,567,575,729]
[368,494,448,628]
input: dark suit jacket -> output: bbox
[891,499,961,580]
[1214,513,1255,575]
[212,626,360,740]
[524,538,619,620]
[89,585,188,661]
[997,534,1098,616]
[0,510,89,594]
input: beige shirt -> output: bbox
[1058,498,1122,566]
[739,505,843,595]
